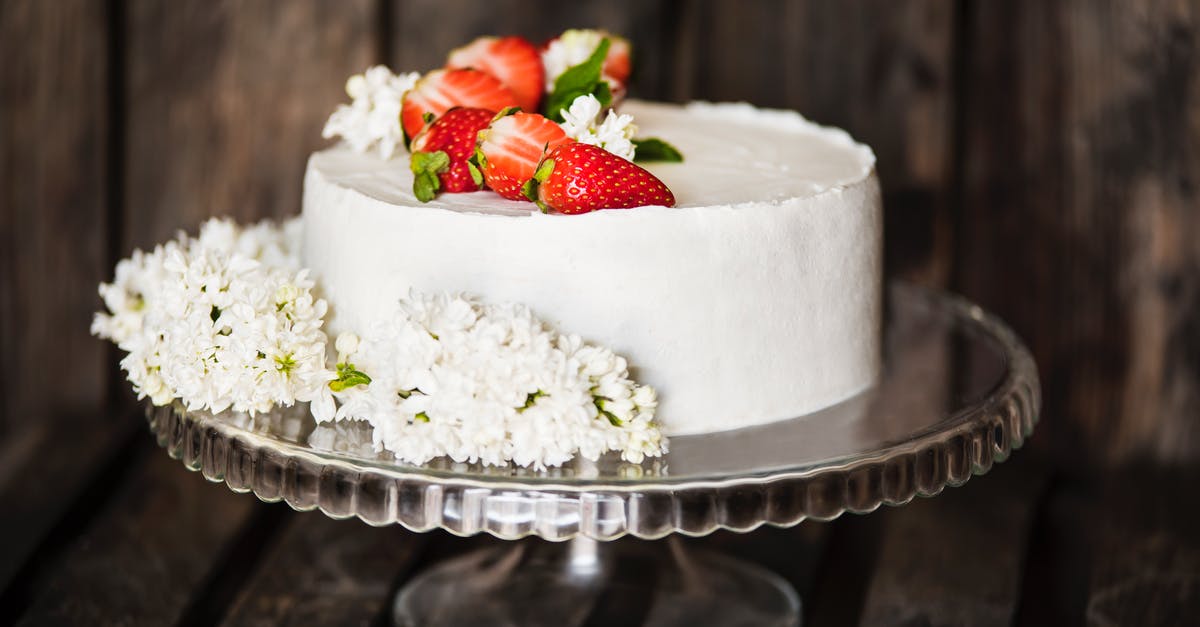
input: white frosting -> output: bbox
[302,100,882,435]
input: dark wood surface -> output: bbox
[2,1,1198,625]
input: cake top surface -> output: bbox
[311,100,876,216]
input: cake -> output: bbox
[303,98,882,436]
[93,29,883,469]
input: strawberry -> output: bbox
[601,35,631,85]
[400,69,519,139]
[475,111,570,201]
[542,30,631,84]
[410,107,495,201]
[527,142,675,214]
[447,36,544,114]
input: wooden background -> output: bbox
[2,1,1198,625]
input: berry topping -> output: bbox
[600,35,631,85]
[447,36,544,114]
[542,29,631,89]
[410,107,495,201]
[400,69,519,140]
[526,142,675,214]
[475,111,570,201]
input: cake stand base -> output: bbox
[393,536,801,627]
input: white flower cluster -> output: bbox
[325,292,665,469]
[92,218,334,416]
[542,29,616,91]
[94,219,666,469]
[322,66,419,160]
[559,94,638,161]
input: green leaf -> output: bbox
[329,361,372,392]
[519,390,546,412]
[633,138,684,163]
[492,106,521,120]
[467,160,483,187]
[543,38,613,122]
[414,411,430,423]
[521,178,539,203]
[533,157,556,183]
[410,150,450,202]
[594,397,623,427]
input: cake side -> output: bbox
[302,101,882,436]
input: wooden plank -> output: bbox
[124,0,377,250]
[1016,465,1200,625]
[0,0,110,434]
[0,413,140,609]
[389,0,676,100]
[959,0,1200,465]
[14,444,264,626]
[221,512,426,626]
[805,513,884,627]
[857,456,1048,627]
[691,523,832,604]
[687,0,957,285]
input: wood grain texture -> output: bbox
[959,0,1200,466]
[14,447,260,626]
[1016,465,1200,625]
[857,457,1048,627]
[0,0,110,434]
[123,0,376,251]
[389,0,676,100]
[0,414,139,608]
[687,0,957,285]
[221,513,425,627]
[690,523,832,604]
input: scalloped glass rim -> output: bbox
[147,283,1040,539]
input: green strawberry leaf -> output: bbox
[410,150,450,202]
[471,146,487,170]
[543,38,613,123]
[492,106,521,121]
[467,160,483,187]
[525,157,557,210]
[521,178,538,203]
[633,138,684,163]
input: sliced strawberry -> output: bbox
[542,30,632,85]
[475,111,570,201]
[400,69,519,140]
[447,36,544,114]
[527,142,675,214]
[410,107,495,201]
[602,35,631,85]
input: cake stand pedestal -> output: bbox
[147,284,1040,627]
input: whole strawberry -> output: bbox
[475,110,570,201]
[526,142,675,214]
[410,107,494,201]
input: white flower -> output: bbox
[335,332,360,361]
[325,290,666,469]
[95,218,665,470]
[542,29,617,91]
[93,217,334,417]
[322,66,419,160]
[560,94,603,137]
[558,94,638,161]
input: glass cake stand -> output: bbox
[147,283,1039,627]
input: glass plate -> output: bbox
[149,283,1040,540]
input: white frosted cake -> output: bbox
[302,100,882,436]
